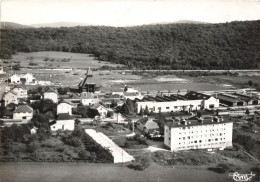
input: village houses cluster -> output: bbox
[1,68,260,152]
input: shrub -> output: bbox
[128,156,150,171]
[78,150,92,160]
[27,141,40,153]
[208,167,226,174]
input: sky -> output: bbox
[1,0,260,27]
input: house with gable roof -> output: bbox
[10,74,21,84]
[11,85,28,99]
[50,113,75,131]
[2,91,18,106]
[13,104,33,123]
[80,92,99,106]
[44,88,59,103]
[90,104,108,118]
[57,100,76,115]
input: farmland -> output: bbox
[3,51,259,93]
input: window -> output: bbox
[208,139,211,142]
[199,140,202,143]
[215,138,218,141]
[183,137,185,140]
[166,107,169,109]
[174,106,178,109]
[188,136,190,139]
[22,116,27,119]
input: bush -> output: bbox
[208,167,226,174]
[27,141,40,153]
[128,156,150,171]
[63,136,83,147]
[78,150,92,160]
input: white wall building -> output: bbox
[11,85,27,99]
[164,116,233,151]
[2,91,18,106]
[136,92,219,114]
[80,92,99,106]
[50,113,75,131]
[13,104,33,123]
[44,88,58,103]
[91,104,108,118]
[10,74,21,84]
[9,73,36,85]
[57,101,74,115]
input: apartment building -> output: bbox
[164,116,233,151]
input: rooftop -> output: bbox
[57,113,73,120]
[45,87,58,94]
[14,104,33,113]
[166,116,232,128]
[185,91,211,100]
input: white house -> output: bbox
[44,88,58,103]
[10,74,21,84]
[9,73,36,85]
[80,92,99,106]
[90,104,108,118]
[11,85,27,99]
[2,91,18,106]
[50,113,75,131]
[13,104,33,123]
[164,116,233,151]
[22,73,36,84]
[57,100,74,115]
[0,67,5,74]
[136,117,160,134]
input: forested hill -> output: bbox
[1,21,260,70]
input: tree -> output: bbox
[31,114,50,132]
[144,105,149,115]
[245,109,250,116]
[106,111,114,118]
[197,111,202,118]
[139,107,144,115]
[248,80,253,87]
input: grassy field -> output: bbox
[7,51,124,69]
[3,51,260,92]
[0,162,230,182]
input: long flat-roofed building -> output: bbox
[164,116,233,151]
[135,91,219,113]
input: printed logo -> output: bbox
[229,172,255,182]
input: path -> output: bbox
[85,129,134,163]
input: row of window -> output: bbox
[177,133,226,140]
[180,124,227,130]
[177,138,227,146]
[178,129,226,135]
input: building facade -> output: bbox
[164,116,233,151]
[57,101,74,115]
[13,105,33,123]
[50,113,75,131]
[44,88,58,103]
[2,91,18,106]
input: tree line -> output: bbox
[1,20,260,70]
